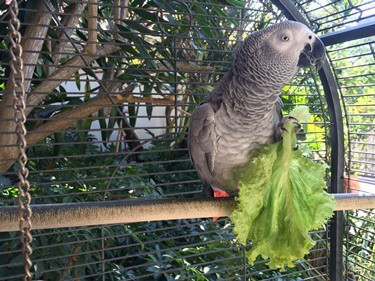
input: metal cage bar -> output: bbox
[320,21,375,47]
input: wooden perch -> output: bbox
[0,194,374,231]
[26,93,185,146]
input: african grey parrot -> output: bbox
[188,21,325,198]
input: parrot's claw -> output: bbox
[275,116,301,142]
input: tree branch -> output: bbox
[26,93,185,147]
[26,44,121,116]
[0,0,52,172]
[87,0,97,54]
[0,4,119,173]
[57,244,82,281]
[93,68,143,150]
[50,2,87,73]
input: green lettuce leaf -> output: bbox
[231,118,334,270]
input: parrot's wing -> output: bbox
[275,97,283,121]
[188,102,217,187]
[273,97,284,141]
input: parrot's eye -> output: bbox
[281,35,289,41]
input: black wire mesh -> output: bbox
[294,1,375,279]
[326,33,374,281]
[0,0,373,280]
[295,0,375,34]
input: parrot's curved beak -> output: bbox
[298,36,326,70]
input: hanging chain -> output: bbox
[8,0,33,280]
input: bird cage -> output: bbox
[0,0,374,280]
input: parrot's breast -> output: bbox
[211,102,279,194]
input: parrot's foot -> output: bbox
[212,188,240,221]
[213,187,240,198]
[212,190,230,221]
[213,190,230,198]
[275,116,301,142]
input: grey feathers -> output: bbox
[188,21,325,196]
[188,103,217,185]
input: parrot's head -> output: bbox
[237,21,326,84]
